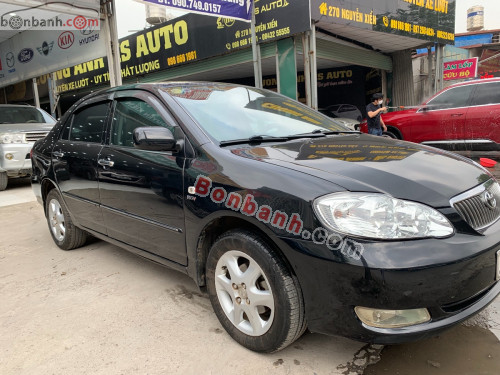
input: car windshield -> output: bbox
[0,106,55,125]
[161,85,350,143]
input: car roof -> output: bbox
[446,77,500,89]
[82,81,242,100]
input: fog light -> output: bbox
[5,153,14,160]
[355,307,431,328]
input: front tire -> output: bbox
[45,189,88,250]
[382,131,397,139]
[206,230,306,353]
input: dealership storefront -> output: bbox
[0,0,456,119]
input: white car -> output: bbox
[318,107,361,130]
[0,104,55,190]
[320,104,363,122]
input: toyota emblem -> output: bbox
[482,190,497,210]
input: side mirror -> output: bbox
[133,127,178,151]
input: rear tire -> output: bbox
[45,189,88,250]
[0,172,7,191]
[206,229,306,353]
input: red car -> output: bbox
[360,78,500,150]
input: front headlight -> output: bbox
[314,192,454,239]
[0,133,27,144]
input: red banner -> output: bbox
[443,57,478,81]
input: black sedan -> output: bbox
[31,83,500,353]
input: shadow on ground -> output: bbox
[4,176,31,189]
[363,325,500,375]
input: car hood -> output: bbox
[0,123,55,133]
[228,134,490,207]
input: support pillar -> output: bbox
[102,0,122,87]
[276,38,297,100]
[32,78,40,108]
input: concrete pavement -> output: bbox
[1,173,499,374]
[0,182,370,375]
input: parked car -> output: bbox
[32,83,500,353]
[321,104,363,122]
[317,108,360,130]
[0,104,56,190]
[359,78,500,150]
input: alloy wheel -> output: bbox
[214,250,275,336]
[48,198,65,242]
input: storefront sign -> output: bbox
[443,57,478,81]
[49,2,310,94]
[311,0,456,44]
[143,0,252,21]
[0,27,105,87]
[223,0,310,51]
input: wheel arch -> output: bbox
[40,178,58,214]
[386,125,403,139]
[193,214,297,289]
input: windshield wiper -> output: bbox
[219,135,290,147]
[315,129,360,135]
[287,129,359,138]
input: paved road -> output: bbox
[0,181,370,375]
[0,172,499,374]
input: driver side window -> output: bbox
[110,99,173,147]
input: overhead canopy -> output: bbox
[0,0,104,88]
[310,0,456,53]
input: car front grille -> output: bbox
[25,131,49,142]
[450,180,500,231]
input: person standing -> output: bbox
[366,93,387,136]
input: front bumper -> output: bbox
[278,219,500,344]
[0,143,33,177]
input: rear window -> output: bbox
[68,103,109,143]
[427,85,474,110]
[470,82,500,106]
[0,106,54,124]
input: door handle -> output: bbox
[451,113,464,117]
[98,159,115,167]
[52,151,64,158]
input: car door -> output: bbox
[466,81,500,149]
[414,84,475,146]
[52,97,110,234]
[97,91,187,265]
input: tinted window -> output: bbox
[110,99,170,147]
[69,103,109,143]
[427,85,474,110]
[161,85,349,142]
[470,82,500,106]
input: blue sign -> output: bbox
[143,0,252,22]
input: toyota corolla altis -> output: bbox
[31,83,500,353]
